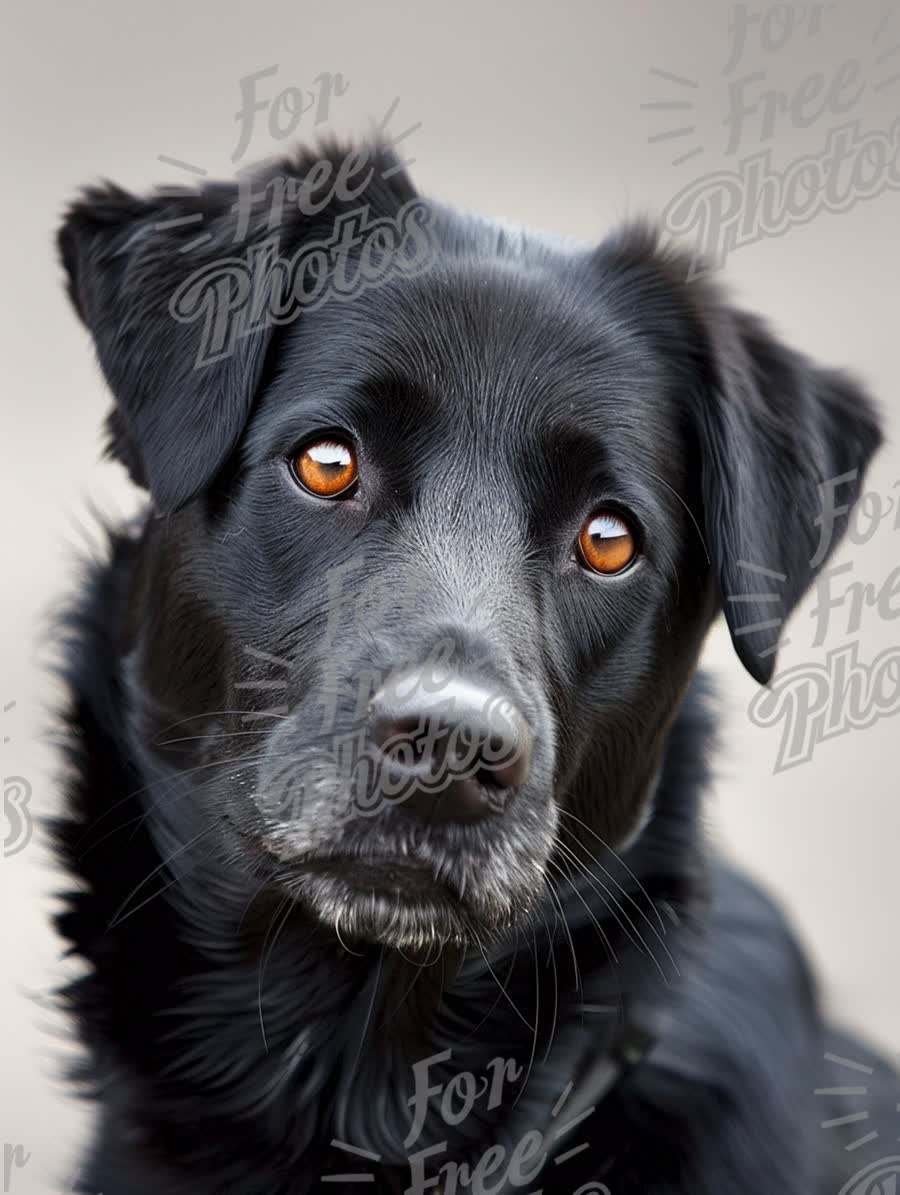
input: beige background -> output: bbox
[2,2,898,1190]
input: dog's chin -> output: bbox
[294,872,467,950]
[284,862,528,951]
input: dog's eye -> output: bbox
[577,510,637,575]
[292,437,358,498]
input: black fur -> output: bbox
[52,143,894,1193]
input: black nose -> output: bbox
[368,667,532,821]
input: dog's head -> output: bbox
[59,144,880,949]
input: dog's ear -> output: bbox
[58,144,418,513]
[599,224,882,684]
[58,180,284,513]
[695,305,882,682]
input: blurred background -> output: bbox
[2,2,897,1189]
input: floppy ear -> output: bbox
[58,143,418,513]
[694,297,882,684]
[58,181,285,513]
[599,224,882,684]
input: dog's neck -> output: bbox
[57,528,712,1194]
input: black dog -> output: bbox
[53,143,895,1194]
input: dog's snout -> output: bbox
[369,667,532,821]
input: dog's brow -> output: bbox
[243,369,443,465]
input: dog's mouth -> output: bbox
[227,751,559,946]
[233,825,457,898]
[234,825,540,947]
[298,853,453,897]
[279,850,479,949]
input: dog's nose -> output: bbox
[368,667,532,821]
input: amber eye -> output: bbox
[577,509,637,575]
[292,437,358,498]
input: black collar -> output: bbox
[543,1005,658,1163]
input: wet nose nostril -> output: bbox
[372,714,417,745]
[372,716,423,758]
[480,732,531,790]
